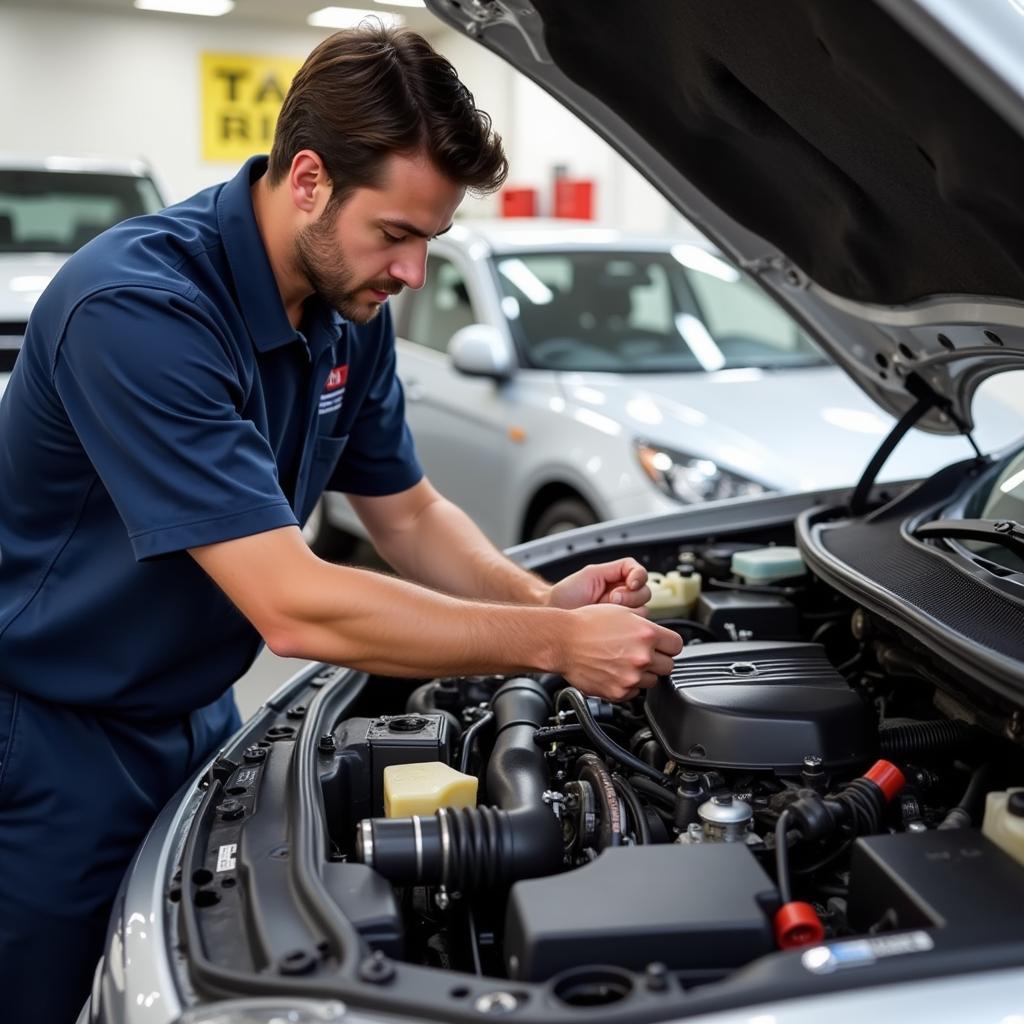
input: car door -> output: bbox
[392,250,522,547]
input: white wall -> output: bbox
[440,32,684,230]
[0,8,331,202]
[0,7,681,230]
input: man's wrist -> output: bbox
[529,605,572,672]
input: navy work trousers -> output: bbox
[0,685,240,1024]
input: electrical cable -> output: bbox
[457,710,495,776]
[556,688,675,787]
[775,811,794,905]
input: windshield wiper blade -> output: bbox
[914,518,1024,560]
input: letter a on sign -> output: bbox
[201,53,303,162]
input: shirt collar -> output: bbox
[216,155,300,353]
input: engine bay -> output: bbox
[172,468,1024,1022]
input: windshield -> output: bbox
[491,246,825,373]
[962,448,1024,572]
[0,169,165,254]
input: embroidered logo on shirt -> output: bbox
[319,364,348,416]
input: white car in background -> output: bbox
[0,155,167,399]
[318,220,1021,551]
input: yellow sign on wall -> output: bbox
[201,52,303,163]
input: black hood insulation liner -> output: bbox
[533,0,1024,305]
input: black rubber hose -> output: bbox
[457,710,494,776]
[612,774,651,845]
[405,681,463,741]
[938,762,994,830]
[627,774,677,811]
[556,688,675,788]
[356,678,563,889]
[879,719,976,758]
[576,753,623,849]
[775,811,794,905]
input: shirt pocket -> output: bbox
[302,432,350,522]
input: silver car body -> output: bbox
[325,220,1020,549]
[0,154,168,400]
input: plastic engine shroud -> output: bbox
[644,641,875,773]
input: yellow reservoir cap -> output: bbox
[383,761,479,818]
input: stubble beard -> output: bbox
[295,210,403,325]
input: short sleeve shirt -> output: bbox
[0,156,422,718]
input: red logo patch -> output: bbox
[325,365,348,391]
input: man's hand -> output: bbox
[548,557,651,613]
[559,604,683,701]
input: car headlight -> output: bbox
[177,999,347,1024]
[635,441,769,503]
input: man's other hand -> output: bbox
[547,557,651,613]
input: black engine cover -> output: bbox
[645,641,875,773]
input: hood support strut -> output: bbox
[850,373,980,515]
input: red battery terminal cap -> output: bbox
[864,759,906,803]
[774,901,825,950]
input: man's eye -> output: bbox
[382,230,405,244]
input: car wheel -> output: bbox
[530,497,598,539]
[302,498,359,562]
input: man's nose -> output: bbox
[390,240,428,291]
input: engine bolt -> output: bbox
[318,733,337,754]
[242,745,267,763]
[645,961,669,992]
[358,950,396,985]
[474,992,519,1015]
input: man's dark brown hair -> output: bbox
[269,21,508,203]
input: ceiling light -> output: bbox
[374,0,425,6]
[133,0,234,15]
[307,7,403,28]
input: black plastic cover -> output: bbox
[320,862,404,959]
[696,592,801,641]
[849,830,1024,941]
[504,843,778,982]
[645,641,875,772]
[333,714,453,816]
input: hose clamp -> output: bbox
[359,819,374,864]
[439,807,452,887]
[412,815,424,882]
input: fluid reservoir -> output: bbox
[982,788,1024,866]
[731,546,805,585]
[383,761,478,818]
[647,569,701,618]
[697,794,753,842]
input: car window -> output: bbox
[0,170,165,254]
[405,255,478,354]
[492,248,825,373]
[683,263,821,368]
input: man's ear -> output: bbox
[288,149,330,215]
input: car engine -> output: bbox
[302,535,1024,1004]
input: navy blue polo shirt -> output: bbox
[0,156,422,720]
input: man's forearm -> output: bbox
[371,493,551,605]
[271,558,564,674]
[190,525,681,701]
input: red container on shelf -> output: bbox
[553,178,595,220]
[501,187,538,218]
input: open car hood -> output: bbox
[428,0,1024,436]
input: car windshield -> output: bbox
[961,448,1024,572]
[0,169,164,254]
[492,247,826,373]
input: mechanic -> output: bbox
[0,23,681,1024]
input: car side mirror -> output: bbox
[448,324,515,381]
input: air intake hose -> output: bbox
[354,678,563,889]
[879,719,976,758]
